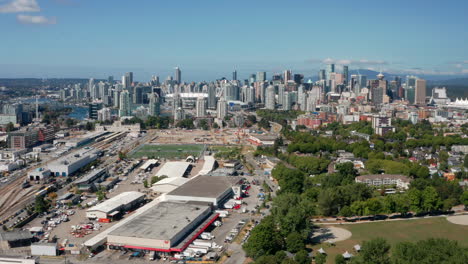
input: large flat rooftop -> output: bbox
[108,202,210,241]
[87,191,144,214]
[167,175,234,198]
[155,161,191,178]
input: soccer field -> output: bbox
[311,217,468,263]
[129,144,205,159]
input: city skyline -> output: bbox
[1,0,468,80]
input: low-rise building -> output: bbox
[355,174,412,189]
[165,175,234,207]
[86,191,145,220]
[107,201,215,253]
[28,168,51,181]
[31,242,58,256]
[47,148,100,177]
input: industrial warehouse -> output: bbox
[166,175,234,207]
[107,201,217,253]
[83,174,238,257]
[86,191,145,220]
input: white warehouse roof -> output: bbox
[155,162,191,178]
[87,191,145,215]
[150,177,190,193]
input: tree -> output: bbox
[461,191,468,209]
[96,188,106,201]
[176,118,195,129]
[422,186,441,212]
[85,121,95,131]
[213,122,219,129]
[407,188,423,213]
[365,198,383,216]
[258,118,271,130]
[339,205,353,217]
[392,238,468,263]
[34,196,49,213]
[198,119,209,130]
[254,255,278,264]
[315,253,327,264]
[317,189,338,216]
[243,216,283,259]
[47,192,58,200]
[359,238,391,264]
[286,232,304,253]
[294,250,310,264]
[65,118,75,128]
[5,122,14,132]
[118,151,127,160]
[143,179,149,188]
[335,254,346,264]
[464,154,468,168]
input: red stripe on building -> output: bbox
[122,245,172,252]
[170,213,219,252]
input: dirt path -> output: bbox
[312,227,352,243]
[447,215,468,225]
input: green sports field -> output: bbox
[311,217,468,264]
[129,144,205,159]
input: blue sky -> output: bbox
[1,0,468,81]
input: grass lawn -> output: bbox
[129,144,205,159]
[311,217,468,264]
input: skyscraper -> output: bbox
[297,85,306,111]
[284,70,292,83]
[278,84,285,106]
[196,96,207,117]
[88,78,94,91]
[257,72,266,82]
[283,92,291,110]
[175,67,181,84]
[133,86,143,104]
[224,83,239,101]
[232,70,237,81]
[415,79,426,105]
[217,98,227,120]
[148,93,160,116]
[357,75,367,94]
[119,90,131,117]
[343,66,349,85]
[265,85,276,110]
[113,90,121,108]
[326,64,335,80]
[293,74,304,84]
[405,76,417,103]
[207,84,217,109]
[123,72,133,89]
[249,74,256,84]
[318,69,326,81]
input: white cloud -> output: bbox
[306,58,388,66]
[17,14,56,25]
[0,0,40,13]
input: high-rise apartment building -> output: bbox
[265,85,276,110]
[257,72,266,82]
[284,70,292,83]
[119,90,131,117]
[148,93,160,116]
[343,66,349,85]
[415,79,426,105]
[175,67,181,84]
[326,64,335,80]
[217,98,227,120]
[196,96,207,117]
